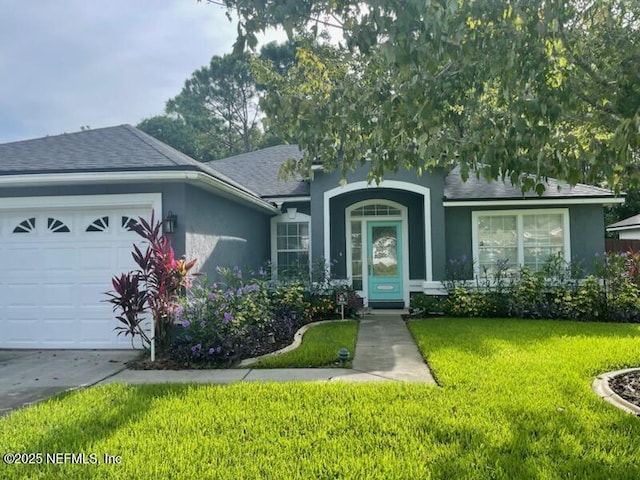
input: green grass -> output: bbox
[2,318,640,479]
[252,320,358,368]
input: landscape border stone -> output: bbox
[592,367,640,416]
[236,319,351,368]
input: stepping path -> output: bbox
[100,311,436,385]
[347,312,436,383]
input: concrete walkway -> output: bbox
[349,312,436,382]
[100,312,436,385]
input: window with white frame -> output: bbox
[473,209,569,274]
[271,211,311,279]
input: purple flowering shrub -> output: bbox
[170,267,274,366]
[168,261,363,367]
[169,266,317,366]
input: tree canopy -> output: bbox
[220,0,639,192]
[138,42,298,161]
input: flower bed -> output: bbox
[411,251,640,322]
[137,266,361,368]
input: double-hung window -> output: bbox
[271,211,311,279]
[472,209,570,274]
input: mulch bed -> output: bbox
[126,322,318,370]
[609,370,640,408]
[127,334,295,370]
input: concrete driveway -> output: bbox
[0,350,139,417]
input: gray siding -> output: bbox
[185,185,270,281]
[280,201,311,216]
[569,205,606,271]
[444,204,607,277]
[310,164,446,281]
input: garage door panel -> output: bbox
[6,247,42,271]
[79,322,131,346]
[3,317,40,345]
[41,284,77,306]
[78,282,116,305]
[0,199,159,349]
[79,246,117,270]
[42,247,77,271]
[41,319,77,344]
[117,246,137,270]
[6,284,40,306]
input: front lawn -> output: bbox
[251,320,358,368]
[2,318,640,479]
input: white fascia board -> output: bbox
[187,172,278,213]
[606,224,640,232]
[443,197,624,207]
[264,196,311,203]
[0,171,278,214]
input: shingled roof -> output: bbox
[443,166,616,201]
[0,129,617,203]
[607,214,640,231]
[206,145,307,198]
[0,124,261,198]
[206,145,616,201]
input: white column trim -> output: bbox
[323,180,432,282]
[323,180,432,308]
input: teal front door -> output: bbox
[367,221,403,302]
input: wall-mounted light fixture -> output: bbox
[286,207,297,220]
[163,211,177,234]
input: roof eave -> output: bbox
[606,224,640,232]
[0,170,278,214]
[443,196,624,207]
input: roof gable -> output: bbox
[0,124,203,173]
[607,213,640,230]
[206,144,308,198]
[0,125,262,197]
[0,125,285,213]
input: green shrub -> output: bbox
[443,287,488,317]
[567,275,605,319]
[439,251,640,322]
[409,293,446,314]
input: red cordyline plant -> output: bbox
[105,212,196,351]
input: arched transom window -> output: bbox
[350,204,401,217]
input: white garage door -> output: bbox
[0,194,161,349]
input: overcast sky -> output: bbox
[0,1,286,143]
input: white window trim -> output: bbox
[345,199,410,307]
[471,208,571,275]
[270,210,311,280]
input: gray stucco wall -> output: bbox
[184,185,270,281]
[280,201,311,216]
[310,164,446,281]
[0,182,273,280]
[444,204,607,277]
[0,182,188,256]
